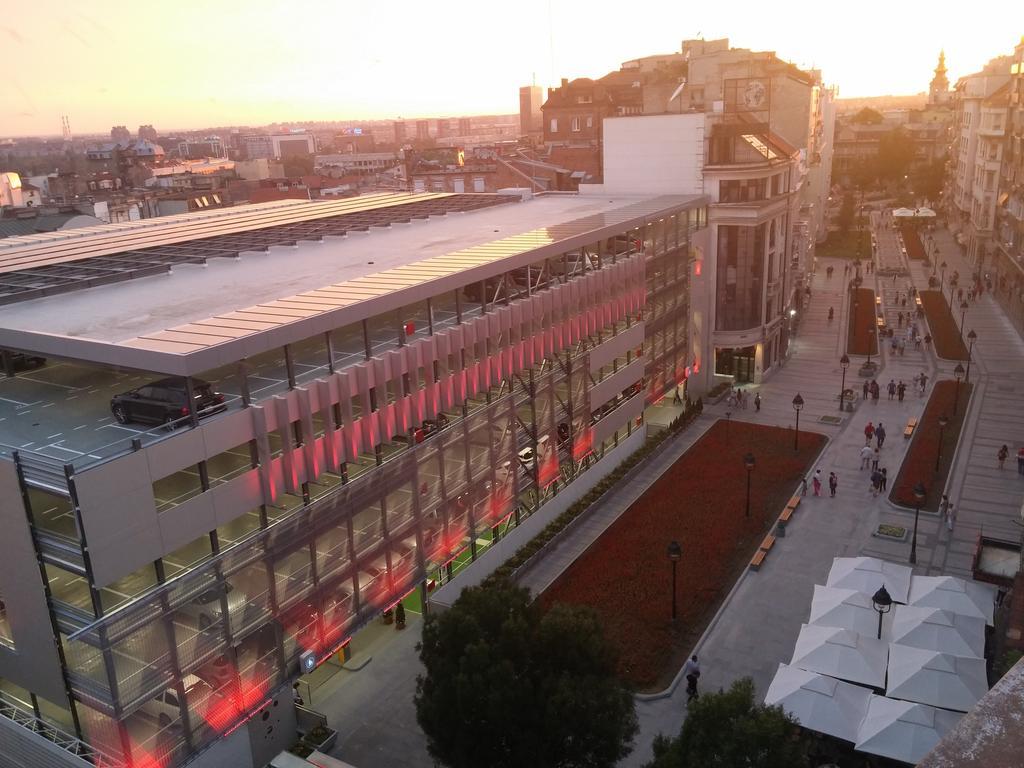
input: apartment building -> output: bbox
[946,56,1012,264]
[0,190,707,768]
[991,36,1024,333]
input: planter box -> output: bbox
[304,728,338,753]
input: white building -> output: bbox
[949,56,1013,264]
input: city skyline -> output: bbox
[2,1,1021,137]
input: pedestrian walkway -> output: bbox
[627,220,1024,765]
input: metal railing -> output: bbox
[0,690,126,768]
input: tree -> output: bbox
[876,127,916,185]
[837,192,855,235]
[415,580,638,768]
[849,107,884,125]
[644,678,809,768]
[912,158,946,204]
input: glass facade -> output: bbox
[3,200,706,767]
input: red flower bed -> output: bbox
[901,225,927,261]
[919,291,968,360]
[540,421,826,690]
[890,379,972,511]
[848,287,878,356]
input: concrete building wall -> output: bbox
[599,114,705,195]
[0,459,68,704]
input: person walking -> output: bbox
[863,380,870,400]
[800,477,808,496]
[870,468,882,497]
[812,469,823,497]
[940,495,955,532]
[879,467,888,493]
[887,380,896,400]
[683,655,701,703]
[829,472,838,497]
[998,444,1009,469]
[876,423,887,449]
[864,421,875,444]
[897,380,906,402]
[1018,446,1024,475]
[871,447,881,472]
[754,392,761,412]
[860,444,874,470]
[871,380,880,403]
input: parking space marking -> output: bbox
[0,396,39,407]
[18,376,84,391]
[73,424,88,430]
[46,433,62,439]
[20,442,35,448]
[40,403,55,409]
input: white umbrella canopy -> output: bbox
[764,663,872,743]
[908,575,997,626]
[855,694,962,764]
[826,557,912,604]
[892,207,916,217]
[889,605,986,658]
[790,624,889,688]
[886,644,988,712]
[808,585,881,637]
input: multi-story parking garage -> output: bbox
[0,190,707,768]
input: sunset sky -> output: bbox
[2,0,1021,137]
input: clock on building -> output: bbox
[743,80,767,109]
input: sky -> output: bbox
[1,0,1022,137]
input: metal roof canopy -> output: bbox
[0,193,513,306]
[0,194,705,376]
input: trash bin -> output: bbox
[776,521,787,537]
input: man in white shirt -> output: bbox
[683,655,701,702]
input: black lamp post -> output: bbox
[792,393,804,451]
[966,329,977,382]
[871,585,893,640]
[935,414,949,472]
[953,363,965,416]
[744,453,756,517]
[949,277,958,306]
[839,354,850,411]
[667,540,682,621]
[910,482,926,564]
[940,260,948,290]
[959,300,969,338]
[866,323,875,367]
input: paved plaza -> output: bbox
[314,220,1024,768]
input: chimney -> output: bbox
[561,78,569,88]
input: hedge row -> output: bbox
[483,398,705,587]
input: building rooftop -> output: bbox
[0,191,701,376]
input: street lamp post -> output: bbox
[959,300,969,339]
[935,414,949,472]
[965,329,977,382]
[871,585,893,640]
[667,541,682,622]
[839,354,850,411]
[744,453,756,518]
[940,260,948,291]
[792,393,804,452]
[949,278,958,307]
[910,482,926,565]
[953,363,965,416]
[866,323,875,367]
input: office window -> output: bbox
[571,117,581,132]
[550,118,558,133]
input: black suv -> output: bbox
[110,378,226,428]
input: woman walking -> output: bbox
[812,469,823,497]
[828,472,838,498]
[998,445,1009,470]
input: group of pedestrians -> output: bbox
[859,421,889,496]
[806,468,839,498]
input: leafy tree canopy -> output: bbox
[644,678,809,768]
[877,127,916,183]
[850,107,885,125]
[837,192,855,235]
[415,579,638,768]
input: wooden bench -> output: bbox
[750,549,767,571]
[904,418,918,439]
[779,507,794,524]
[787,495,801,511]
[760,534,776,553]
